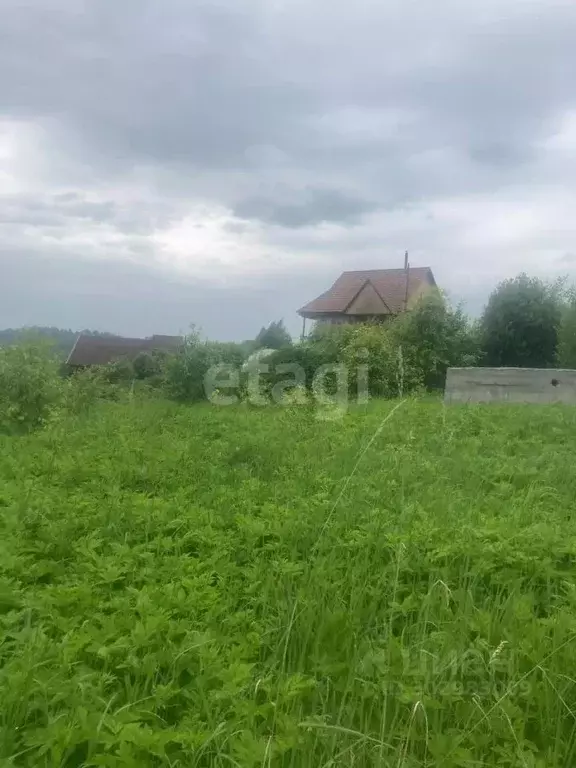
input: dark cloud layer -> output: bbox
[1,0,576,336]
[4,2,576,191]
[234,188,377,228]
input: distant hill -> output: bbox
[0,327,119,358]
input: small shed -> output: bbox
[66,334,183,368]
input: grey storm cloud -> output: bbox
[0,193,176,235]
[3,1,576,193]
[0,0,311,172]
[1,0,576,337]
[234,188,378,228]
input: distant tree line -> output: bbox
[0,327,118,358]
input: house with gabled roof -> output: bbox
[298,257,438,334]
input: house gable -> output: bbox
[345,280,392,316]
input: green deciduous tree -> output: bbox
[557,288,576,368]
[480,274,563,368]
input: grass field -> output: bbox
[2,398,576,766]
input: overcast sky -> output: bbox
[1,0,576,340]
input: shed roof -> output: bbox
[66,334,182,366]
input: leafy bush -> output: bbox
[263,301,475,401]
[263,339,341,397]
[164,345,212,402]
[63,366,125,413]
[0,342,63,433]
[208,341,250,369]
[163,335,250,402]
[88,357,136,385]
[308,321,356,354]
[342,323,423,397]
[392,293,480,389]
[0,341,140,433]
[133,351,163,380]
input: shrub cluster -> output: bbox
[263,293,479,400]
[0,296,482,430]
[0,342,127,434]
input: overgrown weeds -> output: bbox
[1,399,576,765]
[0,341,63,433]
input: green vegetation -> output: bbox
[480,274,567,368]
[4,269,576,379]
[255,320,293,351]
[2,274,576,764]
[2,397,576,766]
[263,294,479,399]
[557,288,576,369]
[0,342,63,433]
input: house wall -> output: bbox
[313,314,363,326]
[445,367,576,404]
[313,314,392,328]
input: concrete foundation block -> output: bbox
[444,367,576,404]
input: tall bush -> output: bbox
[0,342,63,432]
[163,334,250,402]
[341,323,422,397]
[63,366,125,413]
[264,303,477,401]
[263,325,354,395]
[391,293,480,389]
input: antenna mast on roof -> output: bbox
[403,251,410,311]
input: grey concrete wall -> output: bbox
[444,367,576,404]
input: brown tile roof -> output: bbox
[66,334,183,366]
[298,267,436,317]
[149,335,183,347]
